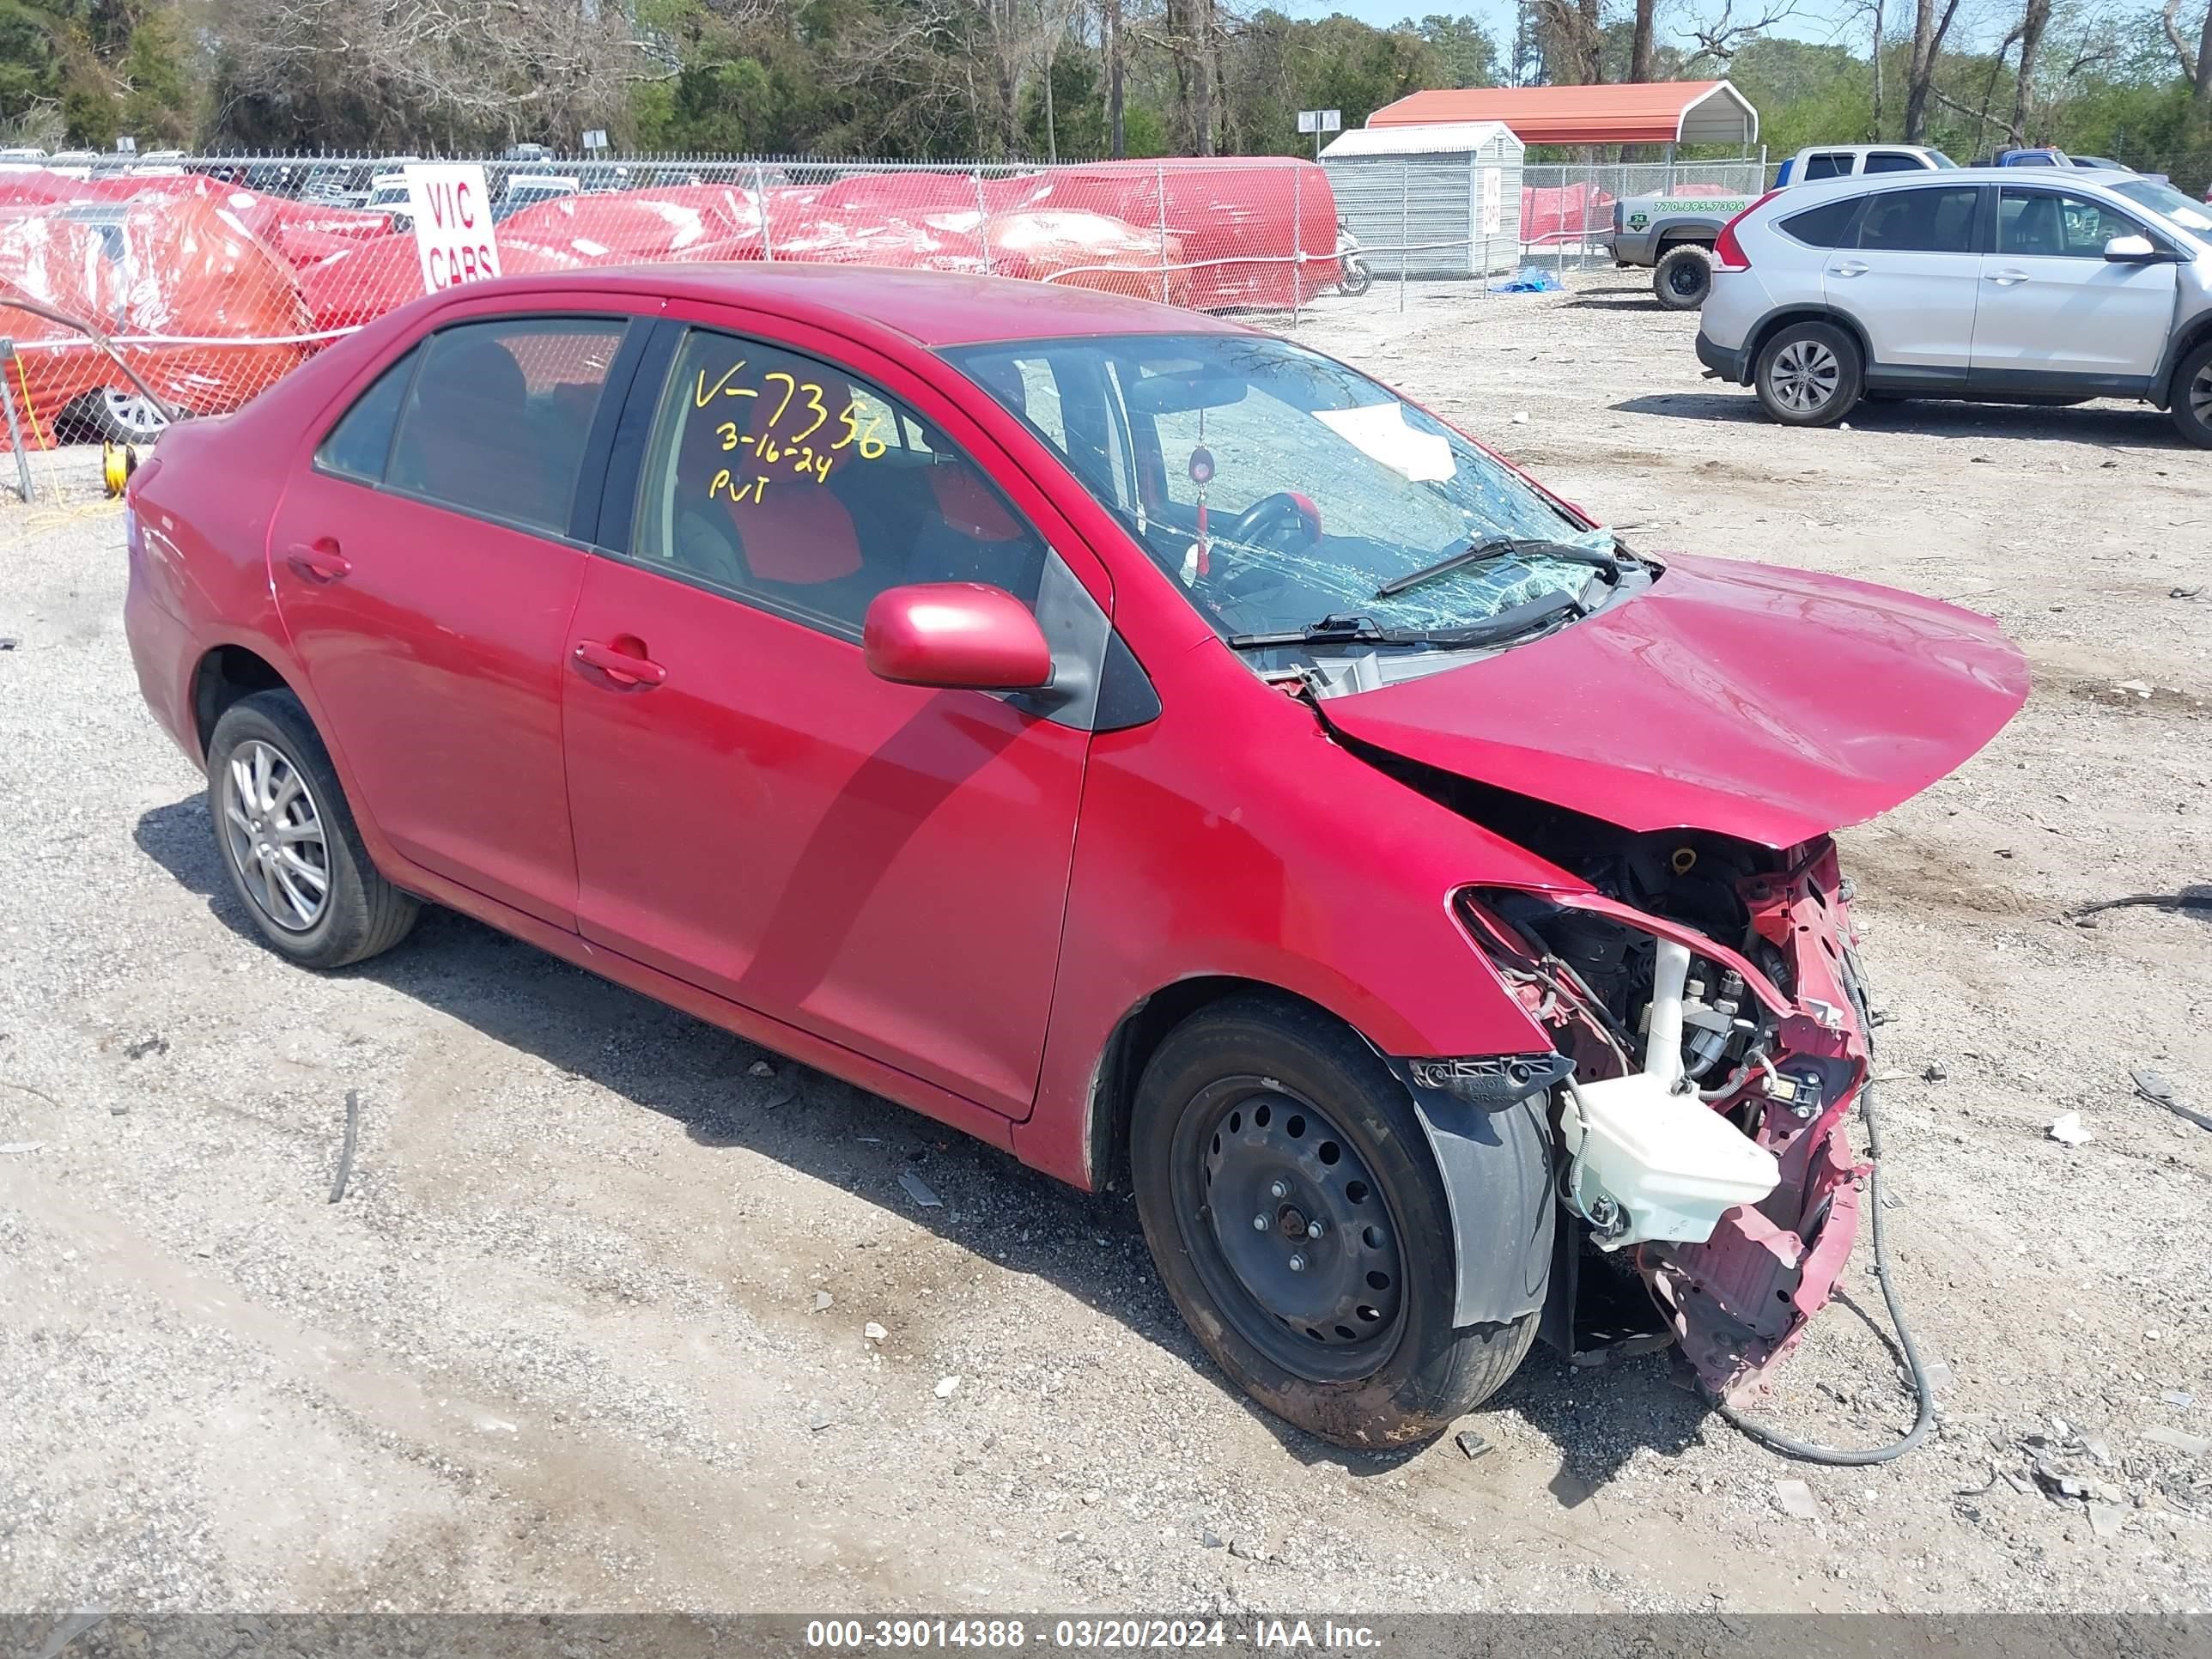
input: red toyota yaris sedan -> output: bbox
[124,264,2026,1448]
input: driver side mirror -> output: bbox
[863,582,1054,692]
[2103,233,2162,262]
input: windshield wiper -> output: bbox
[1225,612,1395,650]
[1226,589,1585,653]
[1373,537,1622,601]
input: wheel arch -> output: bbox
[191,643,296,763]
[1094,974,1555,1334]
[2160,315,2212,411]
[1655,227,1717,251]
[1085,975,1354,1194]
[1746,305,1872,379]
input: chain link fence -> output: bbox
[2,148,1765,457]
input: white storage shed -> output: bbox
[1318,121,1526,280]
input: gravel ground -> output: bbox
[2,270,2209,1614]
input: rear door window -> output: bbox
[1857,186,1982,253]
[385,317,630,536]
[1863,151,1927,173]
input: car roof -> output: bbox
[1771,165,2143,203]
[447,263,1255,349]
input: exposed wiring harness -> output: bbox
[1711,1077,1938,1465]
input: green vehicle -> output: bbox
[1610,148,1955,309]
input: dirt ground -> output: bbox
[2,269,2209,1616]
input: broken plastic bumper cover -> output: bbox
[1650,845,1870,1402]
[1467,842,1872,1402]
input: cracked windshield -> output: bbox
[945,333,1621,653]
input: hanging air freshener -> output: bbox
[1188,442,1214,580]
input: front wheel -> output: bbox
[1338,257,1373,298]
[2171,338,2212,448]
[1130,995,1539,1449]
[1754,320,1863,427]
[206,690,420,969]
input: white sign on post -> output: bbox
[1295,108,1344,134]
[404,162,503,295]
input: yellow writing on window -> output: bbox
[694,358,896,507]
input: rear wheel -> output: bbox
[2171,339,2212,448]
[1130,995,1539,1449]
[1652,244,1714,310]
[1755,320,1863,427]
[206,690,419,969]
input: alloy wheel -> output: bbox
[1172,1077,1407,1382]
[100,387,170,441]
[221,738,331,933]
[2191,361,2212,428]
[1769,339,1840,414]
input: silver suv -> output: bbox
[1694,167,2212,446]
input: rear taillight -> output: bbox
[1713,189,1779,270]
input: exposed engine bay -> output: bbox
[1352,743,1875,1402]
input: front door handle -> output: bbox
[284,540,350,581]
[1832,259,1869,276]
[1987,269,2029,286]
[574,638,666,688]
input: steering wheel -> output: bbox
[1221,491,1320,550]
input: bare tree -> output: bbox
[1533,0,1601,81]
[208,0,679,148]
[1685,0,1801,65]
[1630,0,1656,82]
[2008,0,2051,143]
[1903,0,1964,141]
[1104,0,1126,155]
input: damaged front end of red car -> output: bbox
[1461,836,1873,1405]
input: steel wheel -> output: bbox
[1170,1076,1407,1382]
[220,738,331,933]
[1767,338,1840,414]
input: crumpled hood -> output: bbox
[1322,552,2029,848]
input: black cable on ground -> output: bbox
[1713,1080,1940,1466]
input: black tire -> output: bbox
[205,690,419,969]
[1130,994,1540,1449]
[2170,338,2212,448]
[64,386,172,445]
[1651,244,1714,311]
[1338,258,1373,298]
[1753,319,1863,427]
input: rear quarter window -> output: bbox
[314,344,420,482]
[1779,196,1863,247]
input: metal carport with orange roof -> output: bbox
[1365,82,1759,149]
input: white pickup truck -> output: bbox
[1607,145,1955,309]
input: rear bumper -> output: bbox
[1696,330,1752,386]
[124,522,201,769]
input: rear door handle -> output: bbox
[1987,269,2029,286]
[573,638,666,688]
[1832,259,1869,276]
[284,540,350,581]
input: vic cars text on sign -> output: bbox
[404,163,504,293]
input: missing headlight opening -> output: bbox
[1458,826,1878,1413]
